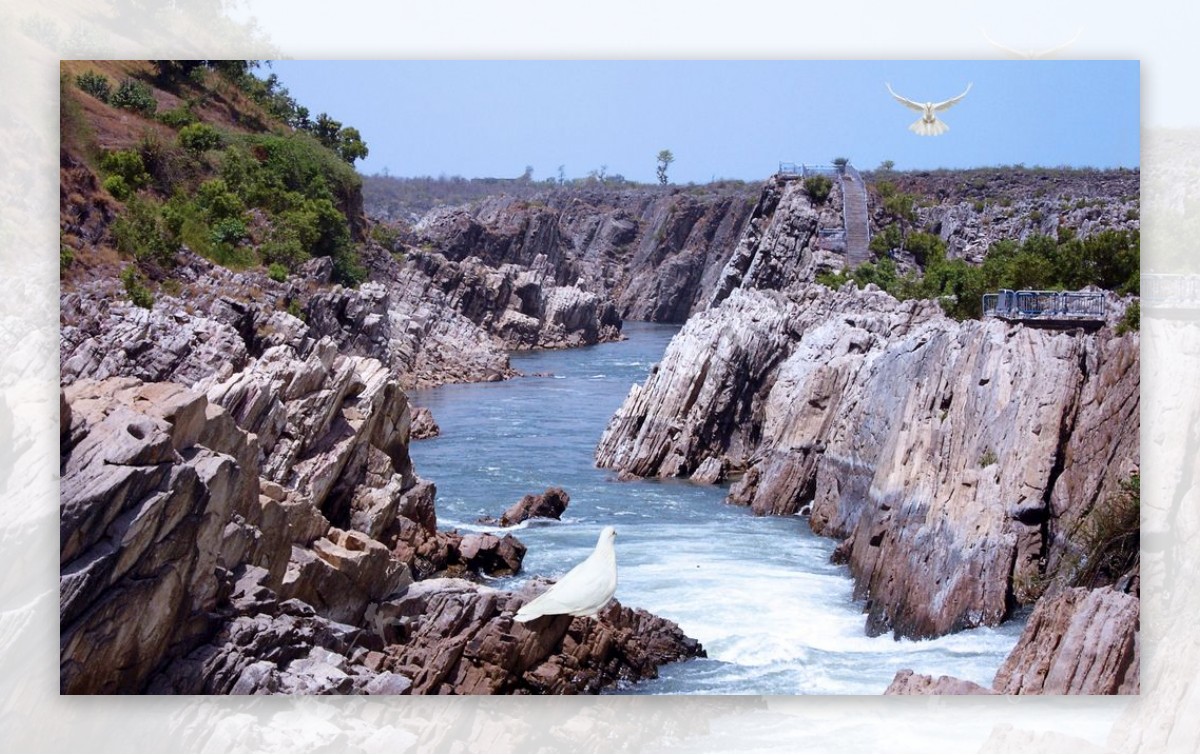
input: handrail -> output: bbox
[982,289,1106,320]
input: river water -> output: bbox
[409,322,1025,695]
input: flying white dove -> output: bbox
[981,28,1082,59]
[886,82,972,137]
[513,526,618,623]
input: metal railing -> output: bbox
[982,289,1106,320]
[1143,273,1197,308]
[778,163,841,178]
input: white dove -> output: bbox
[886,82,972,136]
[513,526,618,623]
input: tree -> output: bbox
[656,149,675,185]
[832,156,850,174]
[878,159,895,172]
[311,112,369,165]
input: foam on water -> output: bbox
[409,322,1025,695]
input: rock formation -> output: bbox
[410,187,759,324]
[409,406,441,439]
[868,167,1141,263]
[483,486,571,527]
[596,283,1139,640]
[60,361,701,693]
[886,580,1139,694]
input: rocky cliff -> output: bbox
[60,359,703,694]
[887,579,1139,695]
[596,283,1139,641]
[867,167,1140,263]
[411,187,759,324]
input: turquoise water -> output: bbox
[409,322,1024,694]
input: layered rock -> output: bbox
[886,582,1140,695]
[151,575,704,695]
[412,187,758,324]
[60,378,280,693]
[409,406,440,439]
[870,167,1141,263]
[369,578,704,694]
[61,333,697,694]
[484,486,571,527]
[597,284,1139,639]
[707,176,847,308]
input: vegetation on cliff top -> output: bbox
[817,173,1139,321]
[818,227,1139,321]
[61,60,369,289]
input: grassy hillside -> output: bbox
[60,60,370,291]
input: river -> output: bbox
[409,322,1025,695]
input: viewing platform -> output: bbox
[982,289,1107,330]
[777,162,871,266]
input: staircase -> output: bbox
[840,166,871,269]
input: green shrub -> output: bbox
[370,223,401,250]
[1069,474,1139,589]
[267,262,289,282]
[259,231,310,270]
[803,175,832,205]
[1116,301,1140,335]
[868,225,904,256]
[103,175,133,201]
[882,193,917,223]
[100,149,151,191]
[178,122,222,154]
[157,106,197,128]
[816,269,850,289]
[75,70,111,102]
[332,246,366,287]
[120,266,155,309]
[978,448,998,467]
[60,245,75,271]
[209,217,247,246]
[196,178,244,220]
[110,77,157,116]
[111,198,174,265]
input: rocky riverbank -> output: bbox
[60,363,703,694]
[596,282,1138,640]
[593,164,1140,694]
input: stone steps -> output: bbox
[841,170,871,269]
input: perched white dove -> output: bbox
[513,526,618,623]
[886,82,972,136]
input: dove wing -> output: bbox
[886,83,926,113]
[933,83,973,112]
[1034,29,1082,58]
[515,550,616,619]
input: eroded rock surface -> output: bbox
[61,345,696,694]
[484,486,571,527]
[412,187,759,324]
[887,581,1139,695]
[597,284,1139,640]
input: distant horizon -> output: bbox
[359,161,1141,184]
[262,60,1140,185]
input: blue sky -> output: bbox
[263,60,1140,183]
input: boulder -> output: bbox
[410,406,441,439]
[493,486,571,526]
[370,578,705,694]
[886,582,1140,695]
